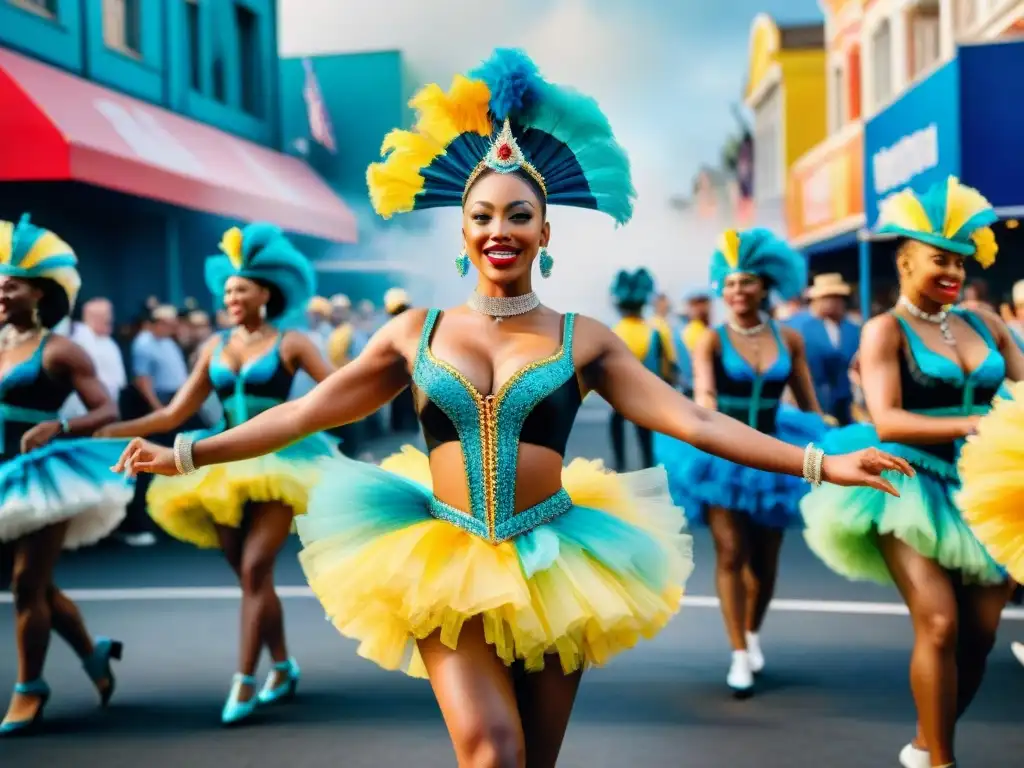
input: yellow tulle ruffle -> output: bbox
[147,454,327,548]
[957,385,1024,581]
[298,447,692,678]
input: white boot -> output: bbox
[1011,641,1024,667]
[727,650,754,697]
[746,631,765,674]
[898,743,930,768]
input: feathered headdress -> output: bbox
[205,223,316,327]
[611,268,655,308]
[709,228,806,302]
[367,48,635,226]
[383,287,411,315]
[877,177,998,268]
[0,214,81,327]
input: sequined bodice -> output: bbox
[412,309,581,542]
[208,332,295,427]
[893,308,1005,462]
[0,335,73,458]
[713,321,791,434]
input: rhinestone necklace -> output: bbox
[233,323,272,345]
[899,295,955,345]
[727,311,768,337]
[467,291,541,324]
[0,325,43,352]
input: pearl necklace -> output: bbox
[899,295,955,345]
[0,325,42,351]
[467,291,540,324]
[233,324,271,345]
[728,312,768,336]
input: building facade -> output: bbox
[0,0,356,313]
[744,14,828,220]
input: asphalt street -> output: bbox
[1,405,1022,767]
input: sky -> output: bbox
[279,0,824,317]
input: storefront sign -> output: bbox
[786,122,864,245]
[864,60,961,227]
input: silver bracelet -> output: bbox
[173,433,197,475]
[803,443,825,487]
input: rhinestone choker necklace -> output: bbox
[467,291,541,323]
[899,295,955,345]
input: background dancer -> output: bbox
[112,49,909,768]
[800,178,1022,768]
[97,224,337,726]
[653,228,834,697]
[0,215,133,735]
[609,268,673,471]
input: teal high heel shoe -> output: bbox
[221,673,259,726]
[257,658,300,706]
[82,637,123,707]
[0,679,51,737]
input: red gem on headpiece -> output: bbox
[497,143,512,161]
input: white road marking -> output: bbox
[0,587,1021,619]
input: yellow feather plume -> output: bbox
[717,229,740,269]
[942,177,991,238]
[219,227,244,269]
[971,226,998,269]
[367,75,492,219]
[0,221,12,265]
[878,188,932,233]
[19,230,73,271]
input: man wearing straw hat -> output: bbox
[787,273,861,425]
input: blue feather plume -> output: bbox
[708,228,806,302]
[611,268,655,306]
[470,48,542,120]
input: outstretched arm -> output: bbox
[183,313,415,468]
[578,317,910,493]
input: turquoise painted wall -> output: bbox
[0,0,279,146]
[279,50,422,303]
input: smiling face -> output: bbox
[897,239,964,306]
[721,272,766,317]
[223,275,270,325]
[0,276,41,325]
[462,170,549,289]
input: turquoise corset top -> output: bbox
[208,331,295,428]
[411,309,581,542]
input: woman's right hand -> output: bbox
[821,448,914,496]
[112,438,178,477]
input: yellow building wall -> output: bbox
[780,50,828,171]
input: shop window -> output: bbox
[235,3,263,116]
[185,0,201,91]
[212,54,226,103]
[8,0,57,17]
[908,1,941,79]
[832,65,846,130]
[870,19,893,109]
[955,0,980,34]
[102,0,141,58]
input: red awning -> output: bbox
[0,47,357,243]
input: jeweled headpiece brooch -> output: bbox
[367,49,635,226]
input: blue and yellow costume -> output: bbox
[0,215,133,549]
[295,49,693,678]
[801,178,1005,585]
[146,224,338,548]
[653,228,830,528]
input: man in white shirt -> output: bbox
[69,298,127,404]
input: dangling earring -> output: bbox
[455,250,470,278]
[539,247,554,279]
[30,306,41,328]
[259,304,267,320]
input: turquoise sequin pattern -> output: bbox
[412,310,578,541]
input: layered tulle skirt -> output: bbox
[653,405,832,528]
[0,438,133,549]
[957,382,1024,582]
[295,446,694,678]
[801,423,1004,585]
[147,428,339,548]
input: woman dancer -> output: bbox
[609,268,672,471]
[652,228,833,697]
[113,50,909,767]
[97,223,337,725]
[0,215,133,735]
[800,178,1021,768]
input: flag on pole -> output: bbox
[302,58,336,154]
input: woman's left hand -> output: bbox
[112,438,178,477]
[821,448,915,496]
[20,420,63,453]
